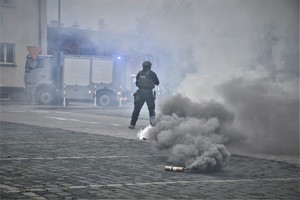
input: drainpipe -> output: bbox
[38,0,42,47]
[58,0,61,29]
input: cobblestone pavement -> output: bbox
[0,121,299,199]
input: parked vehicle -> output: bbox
[24,48,129,106]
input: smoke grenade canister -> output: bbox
[165,166,184,172]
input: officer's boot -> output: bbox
[150,116,156,126]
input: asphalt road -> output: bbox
[0,103,299,199]
[0,103,148,140]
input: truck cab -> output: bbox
[24,54,61,105]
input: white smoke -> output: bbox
[145,94,237,172]
[137,125,152,140]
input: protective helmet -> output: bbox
[142,61,152,69]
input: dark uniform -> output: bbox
[129,61,159,129]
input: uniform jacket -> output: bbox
[136,69,159,90]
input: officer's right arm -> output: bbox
[154,74,159,86]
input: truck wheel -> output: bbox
[96,92,115,106]
[36,88,55,105]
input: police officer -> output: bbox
[128,61,159,129]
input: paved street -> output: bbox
[0,119,299,199]
[0,104,299,199]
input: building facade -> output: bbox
[0,0,165,102]
[0,0,47,101]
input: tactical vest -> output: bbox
[137,70,155,89]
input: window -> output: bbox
[0,43,15,65]
[3,0,15,7]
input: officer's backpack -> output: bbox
[137,70,155,88]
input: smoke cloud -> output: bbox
[218,76,299,154]
[138,0,299,156]
[145,94,240,172]
[49,0,299,156]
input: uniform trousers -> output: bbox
[130,89,155,126]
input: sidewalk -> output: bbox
[0,121,299,199]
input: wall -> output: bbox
[0,0,47,100]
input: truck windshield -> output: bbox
[26,57,44,70]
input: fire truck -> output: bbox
[24,47,130,106]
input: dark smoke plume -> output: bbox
[147,94,239,172]
[218,76,299,154]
